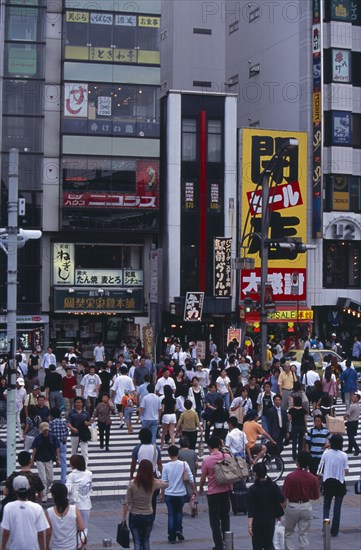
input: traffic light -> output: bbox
[244,293,253,313]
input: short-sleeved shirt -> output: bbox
[201,451,232,495]
[243,421,265,448]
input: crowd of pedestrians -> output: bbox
[0,334,359,549]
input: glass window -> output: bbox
[208,120,222,162]
[182,119,197,162]
[2,115,43,152]
[5,43,44,78]
[323,241,360,288]
[2,80,44,115]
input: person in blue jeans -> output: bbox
[122,459,167,550]
[161,445,196,543]
[318,434,349,537]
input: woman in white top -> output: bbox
[216,370,232,411]
[66,454,92,536]
[46,482,84,550]
[317,434,349,537]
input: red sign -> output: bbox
[63,192,158,209]
[246,180,303,216]
[240,268,306,302]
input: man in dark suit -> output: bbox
[268,394,289,455]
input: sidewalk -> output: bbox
[88,493,361,549]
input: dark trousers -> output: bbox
[252,519,275,550]
[207,491,230,550]
[98,422,110,448]
[291,426,305,460]
[182,430,197,450]
[346,421,359,452]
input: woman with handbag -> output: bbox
[317,434,349,537]
[67,397,91,466]
[122,459,168,550]
[66,454,93,538]
[45,482,85,550]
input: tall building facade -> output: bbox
[0,0,161,358]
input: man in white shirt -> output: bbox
[93,341,105,366]
[110,366,135,427]
[81,366,101,416]
[225,417,252,462]
[139,384,162,443]
[1,475,49,550]
[155,367,176,396]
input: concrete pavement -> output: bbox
[87,491,361,549]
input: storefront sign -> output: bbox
[75,269,123,286]
[240,268,307,302]
[64,83,88,118]
[53,243,75,285]
[332,49,351,82]
[214,237,232,297]
[184,292,204,321]
[241,128,308,274]
[54,288,143,313]
[332,111,351,145]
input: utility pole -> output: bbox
[6,148,19,475]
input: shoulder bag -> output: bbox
[214,452,248,485]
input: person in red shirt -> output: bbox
[199,436,232,550]
[282,451,320,549]
[62,367,77,415]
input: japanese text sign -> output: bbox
[53,243,75,285]
[214,238,232,297]
[184,292,204,322]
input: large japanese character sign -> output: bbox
[240,129,308,303]
[184,292,204,322]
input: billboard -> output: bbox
[240,128,308,303]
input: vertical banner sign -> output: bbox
[53,243,75,285]
[214,237,232,297]
[240,129,308,304]
[184,292,204,321]
[312,0,322,238]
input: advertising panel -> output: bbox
[214,238,232,297]
[240,128,307,303]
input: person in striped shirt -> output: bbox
[305,414,330,475]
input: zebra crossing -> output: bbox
[1,400,360,499]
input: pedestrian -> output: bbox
[340,359,358,410]
[139,383,162,444]
[247,462,286,550]
[199,436,232,550]
[67,397,91,466]
[49,407,69,484]
[160,384,177,450]
[178,436,199,517]
[121,389,136,434]
[122,459,167,550]
[161,445,196,544]
[66,454,92,537]
[45,482,84,550]
[282,451,320,550]
[23,404,41,452]
[44,364,63,410]
[91,392,115,451]
[267,394,289,455]
[0,476,49,550]
[175,399,203,450]
[31,422,60,502]
[344,392,360,456]
[317,434,349,537]
[305,414,330,475]
[129,428,163,517]
[81,365,101,416]
[62,366,77,415]
[225,416,252,461]
[288,395,308,461]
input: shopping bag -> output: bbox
[90,423,98,443]
[273,521,285,550]
[116,522,130,548]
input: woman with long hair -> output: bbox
[122,459,167,550]
[66,454,92,536]
[46,482,84,550]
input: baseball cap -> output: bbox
[17,378,25,386]
[39,422,49,431]
[13,475,30,493]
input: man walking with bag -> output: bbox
[199,436,232,550]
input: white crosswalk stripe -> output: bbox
[1,400,360,498]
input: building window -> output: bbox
[229,21,239,33]
[324,175,361,213]
[182,119,197,162]
[323,241,360,288]
[249,63,260,78]
[207,120,222,162]
[193,28,212,34]
[193,81,212,88]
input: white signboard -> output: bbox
[53,243,75,285]
[75,269,122,286]
[64,83,88,118]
